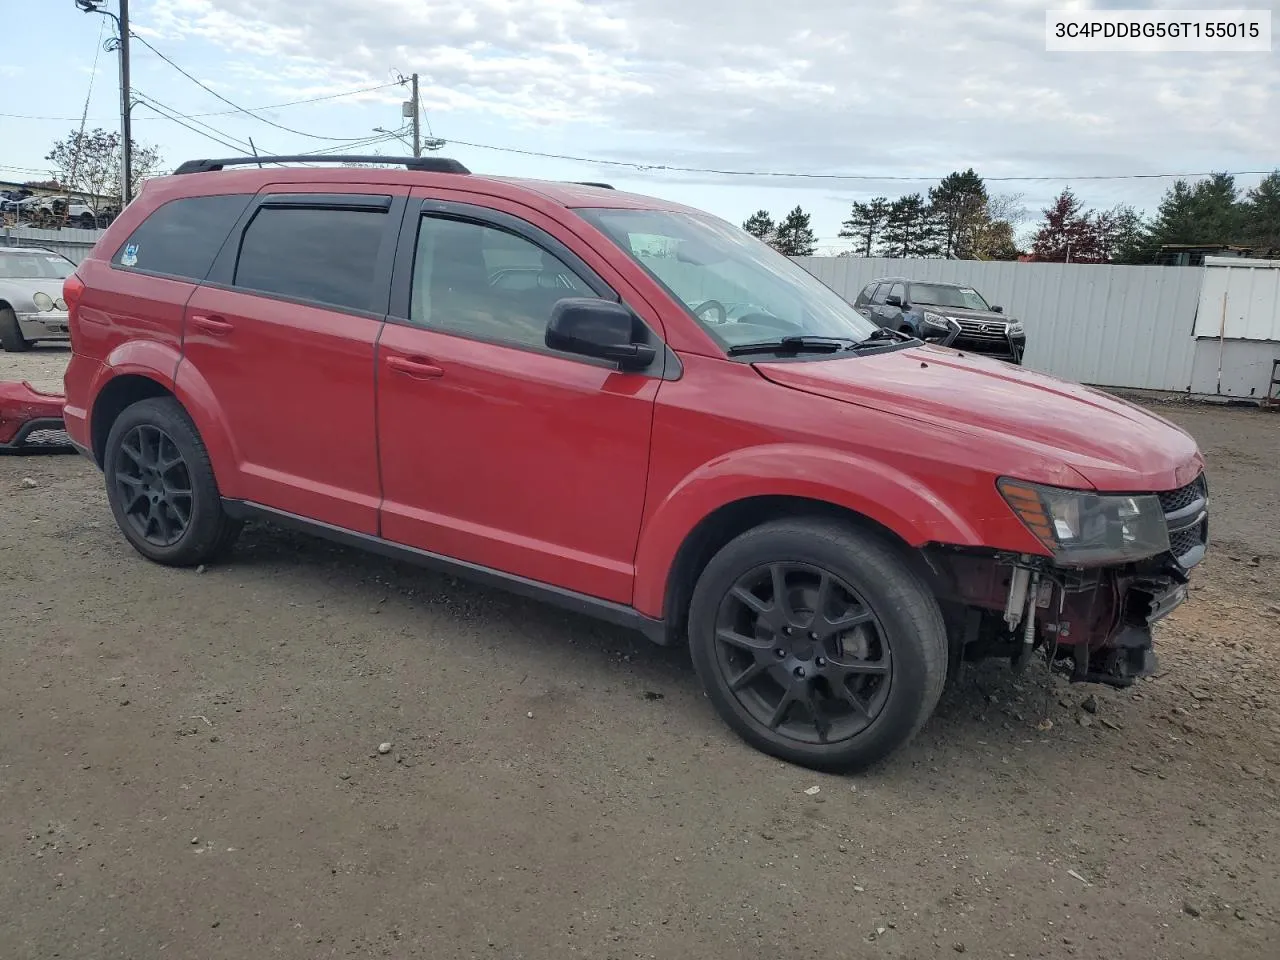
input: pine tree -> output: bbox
[1241,171,1280,249]
[742,210,776,243]
[838,197,891,257]
[773,206,817,257]
[929,169,988,258]
[880,194,938,258]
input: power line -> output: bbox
[134,97,256,154]
[439,136,1275,183]
[131,33,399,142]
[0,81,402,123]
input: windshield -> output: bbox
[577,208,878,349]
[910,283,990,311]
[0,250,76,280]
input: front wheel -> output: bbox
[688,519,947,772]
[103,396,242,566]
[0,307,31,352]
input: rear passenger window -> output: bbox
[112,194,251,280]
[233,206,387,313]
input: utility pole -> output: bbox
[119,0,132,206]
[74,0,132,208]
[411,73,421,157]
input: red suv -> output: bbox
[61,156,1208,771]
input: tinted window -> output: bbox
[233,206,387,313]
[112,194,251,280]
[410,215,592,348]
[889,282,905,304]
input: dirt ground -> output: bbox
[2,345,1277,960]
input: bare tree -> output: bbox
[46,127,164,207]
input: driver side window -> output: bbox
[410,215,593,348]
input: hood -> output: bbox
[0,277,66,310]
[754,345,1202,492]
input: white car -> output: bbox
[0,246,76,351]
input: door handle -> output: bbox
[386,355,445,380]
[190,314,233,336]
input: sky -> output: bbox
[2,0,1277,252]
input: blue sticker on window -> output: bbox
[121,243,139,267]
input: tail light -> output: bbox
[63,272,85,351]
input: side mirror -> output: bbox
[884,295,903,308]
[991,305,1003,313]
[546,297,656,372]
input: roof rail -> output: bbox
[172,155,471,175]
[573,181,615,189]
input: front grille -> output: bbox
[1157,475,1207,513]
[22,428,72,448]
[954,318,1009,341]
[1157,473,1208,566]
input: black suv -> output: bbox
[853,277,1026,363]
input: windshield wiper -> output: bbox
[727,336,859,357]
[846,327,916,350]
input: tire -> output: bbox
[0,307,31,352]
[688,518,947,772]
[103,396,242,566]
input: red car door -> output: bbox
[375,191,664,604]
[178,189,403,533]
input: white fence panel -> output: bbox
[1193,256,1280,341]
[0,225,103,264]
[794,257,1204,392]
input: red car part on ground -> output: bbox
[0,379,68,452]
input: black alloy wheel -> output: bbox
[112,423,194,547]
[689,519,948,772]
[714,561,891,744]
[103,396,242,566]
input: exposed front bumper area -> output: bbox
[932,471,1208,689]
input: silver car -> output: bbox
[0,246,76,351]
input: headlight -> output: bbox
[1008,321,1024,335]
[54,297,67,311]
[32,292,54,312]
[998,478,1169,565]
[921,311,951,330]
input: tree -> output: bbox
[1099,204,1149,264]
[742,210,776,244]
[879,194,939,258]
[929,168,988,258]
[1143,173,1241,252]
[838,197,891,257]
[772,206,817,256]
[971,219,1020,260]
[1240,171,1280,249]
[1030,188,1104,262]
[45,127,163,207]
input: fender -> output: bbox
[89,340,242,496]
[631,443,1040,619]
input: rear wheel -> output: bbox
[688,518,947,772]
[103,396,242,566]
[0,307,31,352]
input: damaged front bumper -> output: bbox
[0,380,70,452]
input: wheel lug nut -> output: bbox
[794,667,806,679]
[775,648,786,658]
[783,626,792,636]
[816,657,826,667]
[809,632,819,640]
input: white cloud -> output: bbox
[133,0,1277,226]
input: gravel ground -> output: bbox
[2,347,1277,959]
